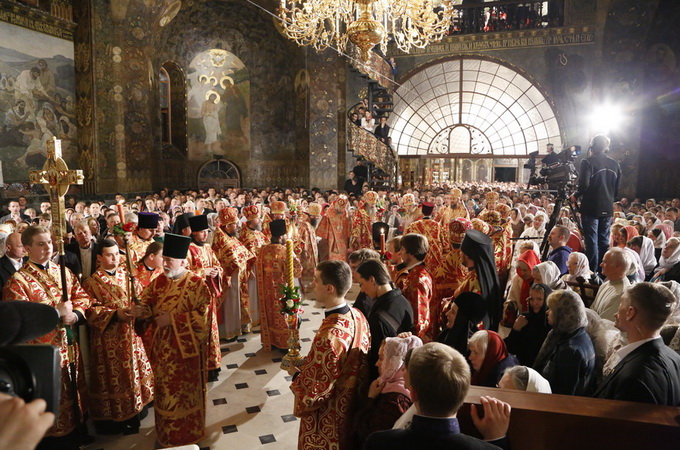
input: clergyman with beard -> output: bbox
[133,233,211,447]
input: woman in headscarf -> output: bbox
[507,249,541,312]
[649,227,666,261]
[510,207,524,239]
[615,225,645,282]
[437,292,487,357]
[468,330,518,387]
[561,251,596,301]
[534,290,595,396]
[651,237,680,283]
[533,261,569,291]
[626,235,657,280]
[498,365,552,393]
[455,230,502,330]
[351,335,422,447]
[504,283,552,367]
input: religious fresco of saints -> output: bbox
[187,49,250,161]
[0,22,77,187]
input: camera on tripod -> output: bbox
[525,145,581,191]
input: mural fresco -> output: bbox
[187,49,250,161]
[0,22,76,185]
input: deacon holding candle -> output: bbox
[256,220,302,351]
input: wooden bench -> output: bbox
[458,386,680,449]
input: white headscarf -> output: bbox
[534,261,562,288]
[526,367,552,393]
[639,235,658,274]
[564,252,592,282]
[658,238,680,270]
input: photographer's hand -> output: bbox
[0,393,54,450]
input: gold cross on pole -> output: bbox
[28,136,83,256]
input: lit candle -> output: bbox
[117,203,125,223]
[286,238,295,289]
[380,228,386,254]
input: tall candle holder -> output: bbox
[280,239,304,370]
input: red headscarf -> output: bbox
[517,249,540,311]
[471,331,509,387]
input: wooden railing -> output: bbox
[347,121,397,186]
[458,386,680,450]
[346,44,397,91]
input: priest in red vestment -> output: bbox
[350,190,379,251]
[257,219,302,351]
[127,212,159,265]
[240,204,267,326]
[186,214,224,382]
[212,207,255,337]
[133,233,211,448]
[400,233,434,340]
[316,195,351,262]
[3,226,91,445]
[83,238,153,434]
[289,260,370,450]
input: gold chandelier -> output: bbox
[277,0,453,61]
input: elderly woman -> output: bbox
[499,365,552,393]
[651,237,680,283]
[533,261,569,291]
[468,330,518,387]
[627,235,657,280]
[504,283,552,367]
[534,290,595,396]
[351,336,422,446]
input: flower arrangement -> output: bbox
[112,222,136,236]
[279,284,303,316]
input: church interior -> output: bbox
[1,0,680,449]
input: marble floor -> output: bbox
[87,286,338,450]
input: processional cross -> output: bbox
[28,136,84,255]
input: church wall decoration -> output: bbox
[186,49,250,162]
[0,12,76,195]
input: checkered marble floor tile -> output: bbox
[85,283,359,450]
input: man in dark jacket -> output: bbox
[594,283,680,406]
[0,233,26,297]
[570,134,621,272]
[364,342,510,449]
[547,225,572,275]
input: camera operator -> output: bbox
[542,143,559,166]
[570,135,621,272]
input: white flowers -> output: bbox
[286,299,295,308]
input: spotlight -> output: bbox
[589,104,626,134]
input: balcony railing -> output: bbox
[450,0,564,35]
[347,122,397,185]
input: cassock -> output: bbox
[240,225,267,325]
[296,219,319,280]
[139,271,211,447]
[127,232,153,265]
[402,262,434,340]
[349,206,374,251]
[291,305,371,450]
[134,260,162,289]
[3,261,91,437]
[186,241,224,372]
[432,248,468,336]
[212,226,255,337]
[256,242,302,351]
[404,219,445,275]
[82,267,154,422]
[316,208,351,262]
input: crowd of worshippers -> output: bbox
[1,182,680,449]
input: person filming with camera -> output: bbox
[570,135,621,272]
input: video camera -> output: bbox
[0,301,61,414]
[525,145,581,192]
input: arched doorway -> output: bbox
[197,158,241,191]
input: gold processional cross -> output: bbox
[28,137,84,256]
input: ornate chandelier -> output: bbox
[278,0,453,61]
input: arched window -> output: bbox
[197,158,241,190]
[160,61,187,154]
[390,56,563,157]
